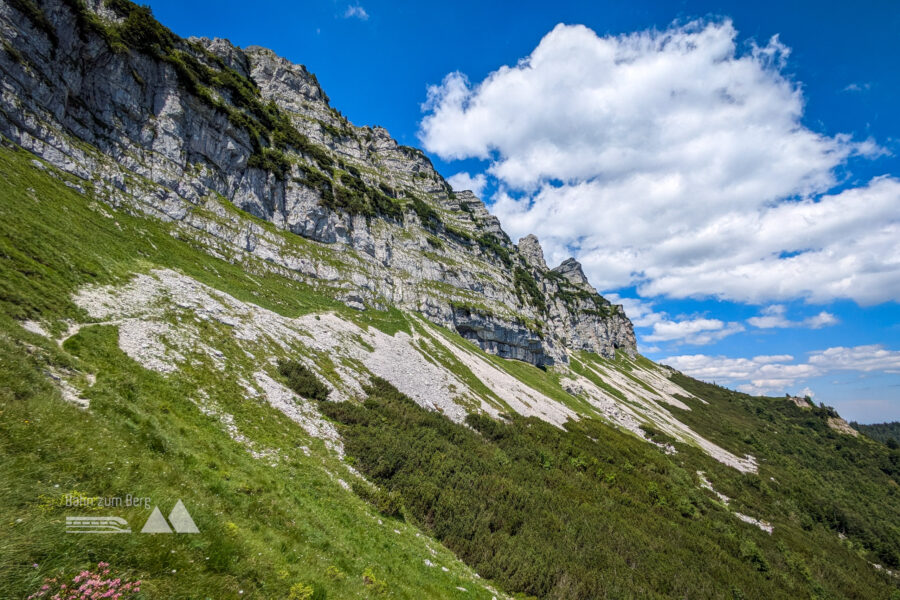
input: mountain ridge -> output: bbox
[0,0,635,368]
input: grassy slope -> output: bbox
[1,142,899,599]
[0,143,497,599]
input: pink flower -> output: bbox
[28,564,140,600]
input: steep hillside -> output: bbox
[0,0,634,368]
[0,1,899,599]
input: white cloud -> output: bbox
[420,20,899,305]
[747,305,838,329]
[746,305,791,329]
[663,353,816,395]
[753,354,795,364]
[606,293,742,346]
[663,354,813,383]
[446,171,487,197]
[843,82,871,93]
[799,387,815,398]
[343,4,369,20]
[662,344,900,395]
[803,311,839,329]
[808,345,900,373]
[644,318,744,345]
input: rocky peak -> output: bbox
[0,0,637,367]
[518,235,548,271]
[193,37,252,78]
[245,45,328,110]
[553,258,591,288]
[456,191,509,242]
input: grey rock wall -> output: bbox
[0,0,636,366]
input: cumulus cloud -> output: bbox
[606,293,742,346]
[663,345,900,395]
[644,318,744,345]
[343,4,368,20]
[446,171,487,197]
[809,345,900,373]
[747,305,839,329]
[803,312,840,329]
[662,354,816,392]
[419,20,899,305]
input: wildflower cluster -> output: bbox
[27,562,141,599]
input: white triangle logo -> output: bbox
[140,506,173,534]
[168,499,200,534]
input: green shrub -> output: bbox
[351,480,404,519]
[476,233,512,267]
[513,266,546,313]
[117,3,175,53]
[361,568,389,595]
[248,148,290,180]
[370,190,404,221]
[295,164,334,205]
[444,224,474,244]
[288,581,327,600]
[409,197,442,231]
[277,359,329,401]
[2,41,25,65]
[288,582,314,600]
[309,170,403,220]
[740,539,770,572]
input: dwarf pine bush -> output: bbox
[278,359,329,401]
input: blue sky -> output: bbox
[146,0,899,423]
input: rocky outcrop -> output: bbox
[0,0,636,366]
[451,306,553,365]
[827,417,859,437]
[518,235,548,271]
[788,395,812,408]
[553,258,591,286]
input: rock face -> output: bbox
[518,235,548,271]
[0,0,636,365]
[554,258,591,286]
[827,417,859,437]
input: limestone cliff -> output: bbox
[0,0,635,365]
